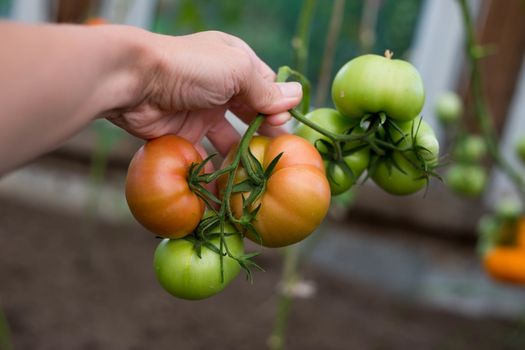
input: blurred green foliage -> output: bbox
[0,0,11,17]
[153,0,422,106]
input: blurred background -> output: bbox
[1,0,525,349]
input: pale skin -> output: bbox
[0,22,302,174]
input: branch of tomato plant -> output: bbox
[292,0,317,76]
[268,2,318,348]
[314,0,346,107]
[457,0,525,202]
[267,245,300,350]
[288,106,386,158]
[189,114,266,282]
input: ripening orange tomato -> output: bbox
[126,135,205,238]
[484,247,525,285]
[220,134,331,248]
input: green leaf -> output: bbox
[203,241,223,256]
[193,184,222,205]
[264,152,283,178]
[192,153,217,175]
[232,179,255,193]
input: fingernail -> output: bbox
[277,82,302,98]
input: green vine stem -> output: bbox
[0,308,13,350]
[269,1,317,349]
[190,114,265,281]
[292,0,317,75]
[314,0,346,107]
[267,245,300,350]
[458,0,525,202]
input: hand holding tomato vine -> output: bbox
[126,50,442,300]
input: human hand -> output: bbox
[107,30,303,156]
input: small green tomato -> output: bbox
[435,92,463,124]
[331,52,425,122]
[445,164,487,197]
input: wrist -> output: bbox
[87,24,155,120]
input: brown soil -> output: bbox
[1,197,524,350]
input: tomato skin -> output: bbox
[332,54,425,122]
[453,135,486,162]
[371,152,427,195]
[445,164,487,197]
[372,119,439,195]
[395,119,439,164]
[294,108,369,195]
[221,135,331,248]
[154,225,243,300]
[484,247,525,285]
[435,92,463,124]
[126,135,205,238]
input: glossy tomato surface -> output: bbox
[372,119,439,195]
[221,134,331,247]
[332,54,425,122]
[154,223,243,300]
[126,135,205,238]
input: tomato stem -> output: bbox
[458,0,525,202]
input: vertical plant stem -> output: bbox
[86,139,110,220]
[358,0,382,54]
[457,0,525,202]
[292,0,317,73]
[268,246,300,350]
[0,308,13,350]
[314,0,346,107]
[269,1,317,349]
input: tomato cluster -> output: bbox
[296,51,439,196]
[126,130,330,299]
[124,52,437,300]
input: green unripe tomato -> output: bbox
[394,119,440,165]
[295,108,370,195]
[453,135,487,162]
[371,152,428,195]
[331,53,425,122]
[153,223,243,300]
[515,135,525,164]
[494,198,523,220]
[445,164,487,197]
[435,92,463,124]
[371,119,439,196]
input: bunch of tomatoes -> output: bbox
[124,51,440,300]
[296,50,440,196]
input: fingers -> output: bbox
[240,78,303,116]
[224,34,302,117]
[228,82,299,127]
[257,121,288,138]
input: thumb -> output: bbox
[239,74,303,115]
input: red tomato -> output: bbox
[126,135,205,238]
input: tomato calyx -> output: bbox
[184,114,286,280]
[184,213,264,283]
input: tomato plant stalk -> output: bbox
[457,0,525,202]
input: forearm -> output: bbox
[0,22,148,173]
